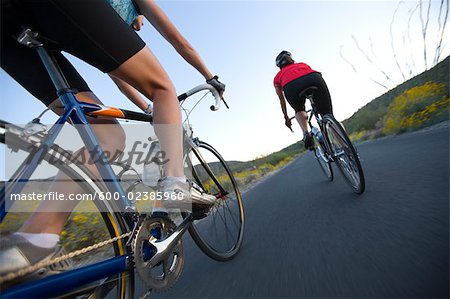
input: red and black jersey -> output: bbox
[273,62,317,88]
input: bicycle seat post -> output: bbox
[17,28,74,97]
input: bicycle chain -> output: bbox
[0,232,132,284]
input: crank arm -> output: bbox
[148,215,192,265]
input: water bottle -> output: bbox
[183,123,193,142]
[142,140,163,187]
[311,126,324,144]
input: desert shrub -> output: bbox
[383,82,449,135]
[60,212,110,251]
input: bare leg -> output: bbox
[295,110,309,137]
[109,47,184,178]
[19,92,126,234]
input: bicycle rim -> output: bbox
[185,141,244,261]
[313,135,333,181]
[323,115,365,194]
[0,121,134,298]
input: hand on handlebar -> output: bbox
[285,117,293,132]
[206,75,225,97]
[132,15,144,31]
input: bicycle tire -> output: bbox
[313,134,333,181]
[322,115,365,194]
[185,140,244,261]
[0,121,134,298]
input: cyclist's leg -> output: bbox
[1,32,125,239]
[19,92,126,235]
[109,47,184,178]
[8,0,186,205]
[20,0,184,179]
[295,111,309,134]
[0,96,126,277]
[283,79,308,134]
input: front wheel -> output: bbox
[185,141,244,261]
[323,115,365,194]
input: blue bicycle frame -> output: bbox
[1,29,136,298]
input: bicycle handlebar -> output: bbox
[177,83,223,111]
[83,83,224,123]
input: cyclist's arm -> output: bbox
[109,75,152,112]
[275,86,289,120]
[134,0,214,81]
[275,85,292,130]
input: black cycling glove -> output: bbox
[206,75,225,94]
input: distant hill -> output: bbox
[227,140,303,173]
[342,56,449,134]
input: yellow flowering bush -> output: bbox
[383,82,449,135]
[60,212,110,251]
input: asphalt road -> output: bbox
[149,124,449,298]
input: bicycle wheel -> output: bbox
[0,121,134,298]
[185,140,244,261]
[312,133,333,181]
[322,115,365,194]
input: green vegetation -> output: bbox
[344,56,449,142]
[224,141,304,190]
[383,82,449,135]
[60,213,111,252]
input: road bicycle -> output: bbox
[297,86,365,194]
[0,29,244,298]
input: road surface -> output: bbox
[148,124,449,298]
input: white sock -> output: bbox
[14,232,59,249]
[169,176,187,183]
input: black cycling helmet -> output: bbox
[276,50,293,68]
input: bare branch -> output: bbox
[351,36,396,84]
[340,45,389,90]
[407,3,420,74]
[369,37,378,60]
[434,0,449,64]
[390,1,407,81]
[419,0,432,69]
[339,46,358,73]
[401,25,414,76]
[369,79,390,90]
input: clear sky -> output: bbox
[1,0,448,164]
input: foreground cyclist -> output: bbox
[273,50,333,149]
[0,0,224,281]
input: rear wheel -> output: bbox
[0,121,134,298]
[185,140,244,261]
[323,115,365,194]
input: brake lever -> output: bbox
[222,97,230,109]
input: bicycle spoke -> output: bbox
[214,205,231,248]
[223,197,240,231]
[187,141,244,260]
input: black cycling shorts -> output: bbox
[283,72,333,115]
[1,0,146,106]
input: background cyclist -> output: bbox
[273,50,333,149]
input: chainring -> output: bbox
[133,216,184,292]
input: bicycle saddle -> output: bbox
[298,86,318,100]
